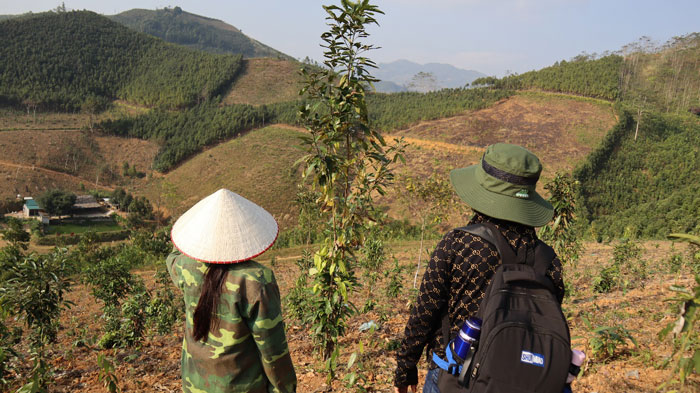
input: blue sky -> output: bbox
[2,0,698,76]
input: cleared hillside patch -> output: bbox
[392,92,616,176]
[0,129,158,198]
[0,163,109,198]
[130,125,306,229]
[222,58,304,106]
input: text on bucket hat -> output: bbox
[171,189,278,263]
[449,143,554,227]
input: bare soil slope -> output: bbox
[392,92,616,177]
[380,92,616,223]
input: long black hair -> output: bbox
[192,264,229,341]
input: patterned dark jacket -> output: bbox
[394,213,565,387]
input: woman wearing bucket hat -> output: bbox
[166,189,296,393]
[394,143,565,393]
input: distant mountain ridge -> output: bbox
[374,60,486,93]
[109,8,294,60]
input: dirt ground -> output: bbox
[4,239,699,392]
[391,93,617,178]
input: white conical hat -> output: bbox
[171,189,278,264]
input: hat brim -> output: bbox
[450,165,554,227]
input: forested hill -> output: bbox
[572,34,700,238]
[575,111,700,239]
[109,7,294,60]
[473,55,623,100]
[0,11,243,111]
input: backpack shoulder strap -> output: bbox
[533,240,556,277]
[456,222,517,264]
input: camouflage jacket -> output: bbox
[167,250,297,393]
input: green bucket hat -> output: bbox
[450,143,553,227]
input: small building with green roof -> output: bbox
[23,199,41,217]
[23,198,50,224]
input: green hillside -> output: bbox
[109,7,293,60]
[575,110,700,239]
[473,55,622,100]
[367,88,512,131]
[99,102,269,172]
[0,11,242,111]
[572,36,700,238]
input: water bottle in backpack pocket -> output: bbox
[432,317,482,391]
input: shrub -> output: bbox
[538,173,582,265]
[97,354,121,393]
[0,249,73,391]
[588,325,637,362]
[0,217,30,250]
[83,254,137,307]
[592,264,620,294]
[284,250,314,324]
[0,249,73,345]
[0,320,19,389]
[659,234,700,389]
[385,257,404,298]
[146,269,182,335]
[35,230,130,246]
[668,253,685,274]
[98,280,150,349]
[131,228,171,258]
[658,275,700,389]
[593,239,645,293]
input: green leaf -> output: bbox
[347,352,357,369]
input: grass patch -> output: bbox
[517,90,614,107]
[45,221,122,235]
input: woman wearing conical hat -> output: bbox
[167,189,297,393]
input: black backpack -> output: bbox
[435,222,571,393]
